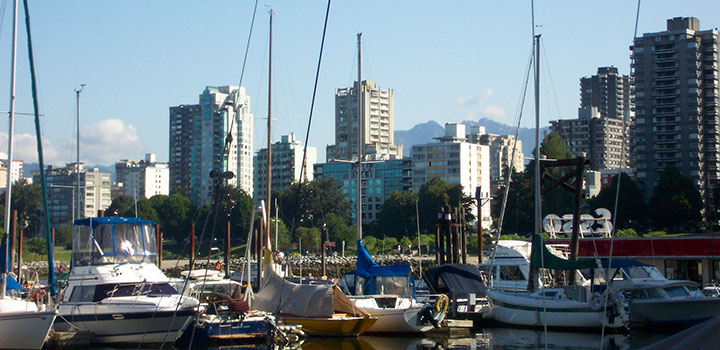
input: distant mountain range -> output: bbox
[394,118,548,158]
[23,163,116,182]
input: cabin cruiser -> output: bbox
[593,259,720,328]
[0,274,56,349]
[53,217,199,344]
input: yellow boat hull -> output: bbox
[281,315,377,337]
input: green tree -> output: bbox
[152,194,192,242]
[399,236,413,254]
[649,166,702,232]
[538,130,576,217]
[106,195,135,217]
[381,237,399,254]
[493,171,534,235]
[587,173,647,230]
[277,178,352,233]
[296,226,320,253]
[123,197,159,223]
[270,217,291,250]
[376,191,418,239]
[8,180,42,235]
[55,223,73,247]
[324,213,354,247]
[362,236,378,253]
[417,178,474,235]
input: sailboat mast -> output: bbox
[356,32,363,240]
[533,35,541,237]
[266,9,273,245]
[75,85,84,221]
[1,0,18,300]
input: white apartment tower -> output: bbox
[254,133,317,200]
[411,123,492,228]
[115,153,169,199]
[327,80,402,161]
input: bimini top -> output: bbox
[72,216,158,266]
[340,240,413,297]
[74,217,156,227]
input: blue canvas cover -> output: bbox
[355,240,411,278]
[5,275,23,290]
[74,217,156,227]
[349,240,414,296]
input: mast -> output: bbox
[266,9,273,246]
[1,0,18,300]
[75,84,84,221]
[527,34,541,291]
[356,32,363,240]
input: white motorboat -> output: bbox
[53,217,199,344]
[339,240,445,334]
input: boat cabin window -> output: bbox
[663,286,689,298]
[499,266,526,281]
[624,266,652,279]
[73,222,157,265]
[355,275,410,296]
[69,285,96,302]
[645,288,661,299]
[628,289,649,299]
[92,283,178,302]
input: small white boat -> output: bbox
[53,217,199,344]
[0,279,56,350]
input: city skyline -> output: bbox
[0,1,717,165]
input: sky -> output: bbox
[0,1,717,166]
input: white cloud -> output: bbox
[456,88,494,107]
[0,133,61,163]
[79,119,144,165]
[481,105,508,119]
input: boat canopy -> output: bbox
[424,264,487,297]
[531,234,595,270]
[597,259,649,268]
[341,240,413,297]
[253,261,368,318]
[72,217,157,266]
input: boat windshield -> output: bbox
[73,222,157,266]
[664,286,689,298]
[356,275,411,297]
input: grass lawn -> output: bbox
[23,246,72,262]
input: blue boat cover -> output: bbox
[74,217,156,227]
[5,275,23,290]
[355,239,411,278]
[0,238,6,273]
[599,259,649,268]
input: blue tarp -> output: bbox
[598,259,649,268]
[6,275,23,290]
[74,217,156,228]
[355,239,411,278]
[0,238,6,273]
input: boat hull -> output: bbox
[0,310,56,349]
[361,306,444,333]
[54,307,195,344]
[629,298,720,327]
[281,315,377,337]
[176,316,271,346]
[487,291,624,329]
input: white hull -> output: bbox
[54,305,194,343]
[0,310,56,349]
[486,290,624,329]
[351,296,445,333]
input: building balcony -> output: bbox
[653,73,677,80]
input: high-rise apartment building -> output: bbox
[35,164,112,227]
[169,86,253,205]
[115,153,169,199]
[466,126,524,194]
[0,158,23,190]
[411,123,491,228]
[550,107,628,170]
[581,66,631,121]
[632,17,720,210]
[326,80,402,161]
[314,158,412,225]
[254,133,317,200]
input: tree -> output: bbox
[123,197,159,223]
[417,178,474,235]
[380,237,399,254]
[324,213,354,247]
[587,173,647,230]
[277,178,352,234]
[7,180,42,235]
[106,195,135,217]
[152,194,192,242]
[296,226,320,253]
[399,236,413,254]
[270,217,291,250]
[493,171,534,235]
[649,166,702,232]
[375,191,418,239]
[538,130,576,217]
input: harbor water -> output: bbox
[83,328,673,350]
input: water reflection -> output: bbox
[90,327,672,350]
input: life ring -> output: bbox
[589,292,603,311]
[30,288,46,302]
[435,294,449,313]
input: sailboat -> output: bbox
[484,35,628,329]
[0,1,57,348]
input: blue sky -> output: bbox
[0,1,717,165]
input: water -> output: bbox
[86,328,672,350]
